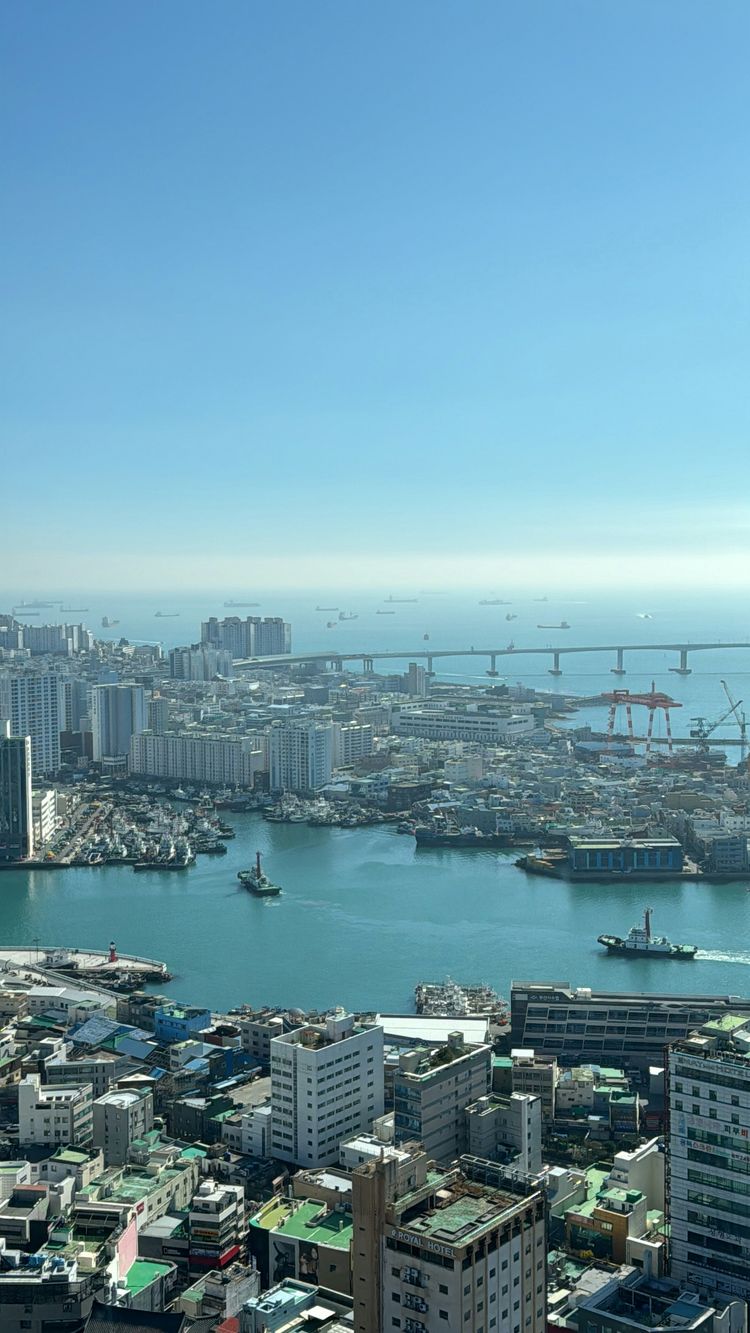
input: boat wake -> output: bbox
[698,950,750,966]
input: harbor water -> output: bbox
[1,816,749,1013]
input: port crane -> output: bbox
[721,679,747,763]
[689,702,738,755]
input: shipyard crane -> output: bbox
[721,679,747,763]
[689,702,737,754]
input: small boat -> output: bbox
[598,908,696,959]
[505,612,517,621]
[507,640,515,651]
[238,850,281,896]
[423,632,430,640]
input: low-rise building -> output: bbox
[92,1087,154,1165]
[465,1091,542,1173]
[18,1074,93,1148]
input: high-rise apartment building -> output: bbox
[667,1014,750,1301]
[351,1148,547,1333]
[91,683,146,761]
[148,694,169,734]
[393,1032,492,1164]
[0,672,64,778]
[269,720,333,793]
[169,645,233,680]
[201,615,291,659]
[332,722,374,768]
[270,1012,384,1168]
[0,727,33,861]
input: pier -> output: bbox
[234,640,750,677]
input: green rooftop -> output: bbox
[702,1014,750,1035]
[393,1186,528,1248]
[252,1195,351,1246]
[125,1260,172,1295]
[492,1055,512,1068]
[181,1146,207,1160]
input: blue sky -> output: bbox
[2,2,749,591]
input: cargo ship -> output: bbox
[598,908,696,959]
[537,621,570,629]
[224,600,260,607]
[479,598,511,605]
[238,850,282,896]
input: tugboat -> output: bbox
[238,850,282,897]
[598,908,696,959]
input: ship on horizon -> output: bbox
[538,621,570,629]
[385,595,418,603]
[224,599,260,607]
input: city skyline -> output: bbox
[3,3,749,591]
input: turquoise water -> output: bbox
[2,816,749,1012]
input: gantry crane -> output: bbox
[721,679,747,763]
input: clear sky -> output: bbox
[2,2,749,593]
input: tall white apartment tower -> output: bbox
[91,683,147,761]
[667,1015,750,1302]
[0,672,64,778]
[0,726,34,861]
[269,720,333,793]
[270,1011,384,1168]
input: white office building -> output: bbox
[270,1011,384,1168]
[269,721,333,793]
[0,672,64,778]
[0,728,33,861]
[668,1015,750,1301]
[393,705,535,743]
[91,683,147,761]
[18,1074,93,1148]
[393,1032,492,1164]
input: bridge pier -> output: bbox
[486,652,499,677]
[426,655,435,677]
[549,651,562,676]
[670,648,692,676]
[611,647,626,676]
[362,656,374,674]
[331,657,344,672]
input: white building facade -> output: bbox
[269,721,333,793]
[270,1012,384,1168]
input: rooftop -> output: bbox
[398,1178,537,1248]
[252,1197,352,1250]
[125,1260,172,1296]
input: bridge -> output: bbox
[234,641,750,678]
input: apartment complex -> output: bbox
[352,1148,547,1333]
[201,615,291,658]
[511,983,750,1071]
[667,1014,750,1301]
[168,645,233,680]
[129,731,265,786]
[393,1032,491,1163]
[270,1012,384,1168]
[0,729,33,861]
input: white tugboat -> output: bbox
[598,907,696,959]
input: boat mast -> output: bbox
[644,907,652,941]
[256,849,262,875]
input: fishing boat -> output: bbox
[598,908,696,959]
[238,850,282,896]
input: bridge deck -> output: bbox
[234,641,750,669]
